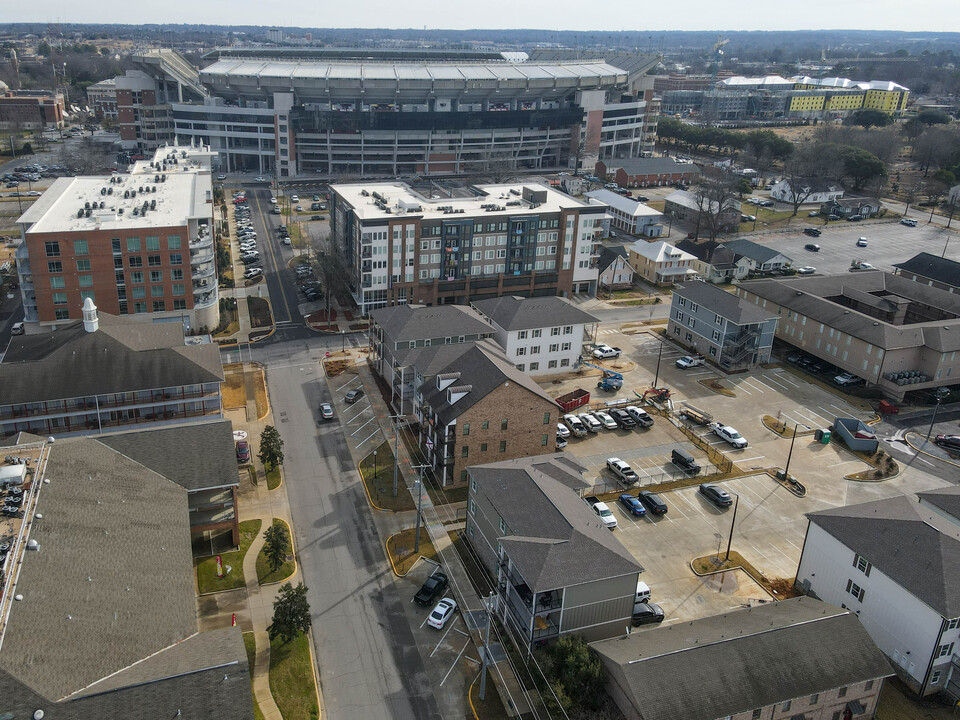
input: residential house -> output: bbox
[668,282,778,369]
[796,494,960,698]
[472,295,597,377]
[626,240,698,286]
[597,246,635,289]
[591,596,891,720]
[769,177,845,204]
[721,237,794,273]
[893,252,960,294]
[0,300,224,438]
[821,197,882,219]
[418,341,560,486]
[0,434,254,719]
[663,189,741,233]
[676,239,750,283]
[949,184,960,207]
[465,455,643,648]
[595,156,701,188]
[369,304,496,416]
[585,189,664,237]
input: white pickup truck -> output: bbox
[592,344,622,359]
[606,458,640,485]
[708,422,748,449]
[589,500,618,530]
[675,354,705,369]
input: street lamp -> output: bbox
[373,450,378,480]
[724,492,740,562]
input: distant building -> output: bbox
[668,282,778,369]
[797,493,960,698]
[591,596,891,720]
[86,77,117,121]
[472,295,597,376]
[821,197,882,219]
[770,177,845,205]
[266,28,284,43]
[0,90,64,130]
[893,252,960,294]
[465,454,643,648]
[626,240,698,286]
[663,189,741,234]
[719,237,794,273]
[594,156,700,189]
[597,246,635,289]
[586,189,663,237]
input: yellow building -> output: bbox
[862,82,910,114]
[790,76,909,116]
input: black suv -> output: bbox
[935,435,960,453]
[631,602,665,627]
[638,491,668,515]
[803,227,821,237]
[609,408,636,430]
[414,570,449,606]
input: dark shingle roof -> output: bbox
[778,177,844,194]
[370,304,493,344]
[721,238,792,265]
[603,156,701,176]
[894,252,960,289]
[807,496,960,616]
[469,455,642,592]
[597,245,630,273]
[418,340,557,426]
[592,597,891,720]
[0,314,223,404]
[674,283,778,325]
[918,487,960,523]
[472,295,597,332]
[97,420,240,492]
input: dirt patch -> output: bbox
[246,296,272,329]
[692,550,799,600]
[386,528,436,575]
[698,378,736,397]
[323,358,351,377]
[222,367,246,409]
[305,308,337,324]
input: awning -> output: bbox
[846,699,866,715]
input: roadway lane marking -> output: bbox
[253,190,294,323]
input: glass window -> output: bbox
[52,292,67,305]
[78,275,93,288]
[45,241,60,257]
[126,237,140,252]
[461,446,469,458]
[501,419,508,431]
[838,687,847,698]
[171,268,183,281]
[55,308,70,320]
[173,298,187,310]
[166,236,181,250]
[541,434,549,446]
[169,253,183,266]
[50,276,65,289]
[128,256,143,268]
[499,440,507,452]
[145,236,160,251]
[130,271,143,283]
[80,291,95,303]
[152,300,166,312]
[543,413,551,425]
[147,255,162,267]
[151,285,164,297]
[48,261,62,273]
[148,270,162,283]
[462,423,470,436]
[172,283,185,296]
[481,421,489,430]
[132,287,146,299]
[76,259,91,272]
[74,239,89,255]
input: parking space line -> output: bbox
[829,403,855,414]
[827,460,860,467]
[440,638,472,686]
[738,456,765,464]
[795,408,827,424]
[687,371,714,377]
[779,412,804,427]
[356,430,380,449]
[344,406,371,424]
[350,416,377,436]
[761,374,789,390]
[430,619,460,658]
[773,372,801,387]
[335,377,359,391]
[742,378,769,393]
[734,384,752,395]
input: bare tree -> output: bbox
[465,152,519,184]
[780,142,843,218]
[58,137,113,175]
[694,176,738,242]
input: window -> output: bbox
[480,443,487,452]
[675,327,681,336]
[130,271,143,283]
[709,347,717,357]
[481,421,489,430]
[687,316,696,328]
[74,239,89,255]
[49,276,65,289]
[151,285,164,297]
[518,330,528,340]
[471,479,478,493]
[499,517,507,533]
[931,670,942,685]
[152,300,165,312]
[937,643,954,658]
[948,618,960,630]
[781,701,791,712]
[529,362,539,371]
[78,275,93,288]
[167,236,181,250]
[171,268,183,281]
[150,270,163,283]
[45,241,60,257]
[461,446,469,458]
[134,302,147,314]
[809,693,819,704]
[550,327,561,336]
[676,311,684,322]
[691,303,699,312]
[55,308,70,320]
[838,687,847,698]
[462,423,470,436]
[169,253,182,266]
[516,347,526,356]
[530,346,540,355]
[532,329,542,338]
[516,363,524,371]
[128,256,143,268]
[501,419,508,431]
[751,711,761,720]
[854,554,872,576]
[126,237,140,252]
[499,440,507,452]
[712,330,721,341]
[469,499,476,516]
[132,287,146,299]
[172,284,185,296]
[148,255,162,267]
[715,313,722,324]
[541,434,549,446]
[563,326,573,334]
[52,292,67,305]
[864,680,873,691]
[543,413,551,425]
[47,261,62,273]
[846,579,865,602]
[678,297,685,307]
[76,259,91,272]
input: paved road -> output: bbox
[253,337,441,720]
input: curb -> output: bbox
[255,366,272,421]
[356,457,391,513]
[257,517,298,587]
[688,558,778,601]
[468,674,481,720]
[383,530,437,578]
[903,431,960,469]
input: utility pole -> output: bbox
[653,339,664,388]
[782,423,798,480]
[389,413,403,497]
[412,464,429,552]
[724,492,740,562]
[479,591,494,700]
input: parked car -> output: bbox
[235,440,250,463]
[243,267,263,279]
[803,227,821,237]
[847,215,863,222]
[608,408,636,429]
[834,372,865,387]
[414,570,449,606]
[563,413,588,438]
[709,423,748,448]
[857,237,868,247]
[618,493,646,517]
[593,344,622,359]
[242,256,261,265]
[796,266,816,275]
[935,435,960,452]
[676,354,705,369]
[578,412,602,433]
[741,214,756,222]
[808,210,820,217]
[11,321,24,336]
[631,602,665,627]
[557,422,571,439]
[319,402,334,420]
[804,243,820,252]
[555,435,568,449]
[254,176,266,182]
[637,491,668,515]
[591,501,618,530]
[594,411,618,430]
[216,174,227,181]
[290,195,299,202]
[900,218,918,227]
[671,448,701,475]
[699,483,733,508]
[607,458,639,485]
[427,598,457,629]
[624,405,654,428]
[344,388,364,404]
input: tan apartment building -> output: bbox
[14,143,219,332]
[0,90,64,130]
[592,597,891,720]
[330,181,607,315]
[627,240,698,286]
[418,340,560,486]
[738,272,960,400]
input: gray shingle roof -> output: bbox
[602,156,701,177]
[807,496,960,616]
[390,341,477,374]
[418,340,557,426]
[597,245,630,273]
[721,238,792,265]
[778,177,844,194]
[740,273,960,352]
[0,313,223,404]
[918,487,960,523]
[894,252,960,289]
[97,420,240,492]
[591,597,891,720]
[472,295,597,332]
[370,304,494,344]
[0,437,198,701]
[469,455,642,592]
[674,282,778,325]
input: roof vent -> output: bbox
[82,297,99,333]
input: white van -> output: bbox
[635,581,651,606]
[11,321,24,336]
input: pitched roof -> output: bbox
[628,240,697,264]
[0,313,223,404]
[676,239,740,270]
[591,597,891,720]
[0,437,197,701]
[721,238,792,265]
[807,496,960,616]
[597,245,630,273]
[96,420,240,492]
[370,304,493,344]
[472,295,597,332]
[418,340,557,426]
[585,189,664,217]
[918,487,960,523]
[674,283,778,325]
[468,456,642,592]
[894,252,960,289]
[739,272,960,352]
[776,177,844,194]
[389,341,478,374]
[665,190,740,213]
[602,156,701,177]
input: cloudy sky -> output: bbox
[7,0,960,32]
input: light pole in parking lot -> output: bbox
[412,464,429,552]
[373,450,378,480]
[782,423,799,480]
[724,492,740,562]
[652,339,664,388]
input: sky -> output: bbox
[7,0,960,33]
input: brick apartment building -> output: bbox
[331,181,607,315]
[0,90,65,130]
[14,143,220,331]
[594,157,700,189]
[86,77,118,121]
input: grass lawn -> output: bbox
[195,519,262,594]
[256,518,296,585]
[221,365,247,409]
[247,296,273,329]
[266,466,282,490]
[269,633,319,720]
[213,305,239,338]
[386,527,437,575]
[359,441,416,511]
[242,633,267,720]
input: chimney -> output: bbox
[82,297,99,332]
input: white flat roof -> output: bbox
[19,171,212,235]
[585,189,662,218]
[332,182,598,222]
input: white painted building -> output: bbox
[769,177,844,205]
[586,189,664,237]
[796,495,960,699]
[472,295,598,376]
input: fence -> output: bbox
[583,460,726,497]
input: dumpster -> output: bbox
[879,400,899,415]
[820,430,831,444]
[556,388,590,413]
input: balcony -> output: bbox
[192,263,215,281]
[194,290,217,308]
[190,248,214,265]
[190,234,213,251]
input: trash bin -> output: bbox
[820,430,831,444]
